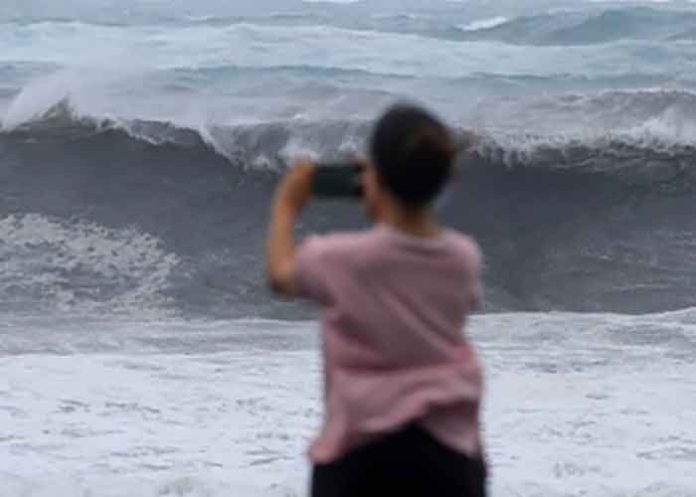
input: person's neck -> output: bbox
[379,204,441,239]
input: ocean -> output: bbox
[0,0,695,495]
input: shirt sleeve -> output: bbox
[293,236,332,304]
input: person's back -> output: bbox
[297,226,481,367]
[266,104,487,497]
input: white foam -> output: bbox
[466,89,696,151]
[0,64,151,130]
[1,71,78,129]
[0,312,694,496]
[460,17,509,32]
[0,214,179,315]
[626,105,696,145]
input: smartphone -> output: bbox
[312,163,363,199]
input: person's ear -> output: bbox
[361,163,377,196]
[355,157,373,187]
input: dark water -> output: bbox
[2,106,696,317]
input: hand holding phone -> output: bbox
[312,163,363,199]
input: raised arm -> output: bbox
[266,160,315,297]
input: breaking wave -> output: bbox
[1,91,696,316]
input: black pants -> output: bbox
[312,425,487,497]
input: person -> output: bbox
[266,103,487,497]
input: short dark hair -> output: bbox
[370,103,456,208]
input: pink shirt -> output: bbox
[294,224,485,464]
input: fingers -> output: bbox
[288,158,315,179]
[353,155,371,170]
[275,158,316,214]
[290,156,314,171]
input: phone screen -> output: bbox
[312,164,363,199]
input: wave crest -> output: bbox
[457,7,696,45]
[6,92,696,186]
[3,99,696,315]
